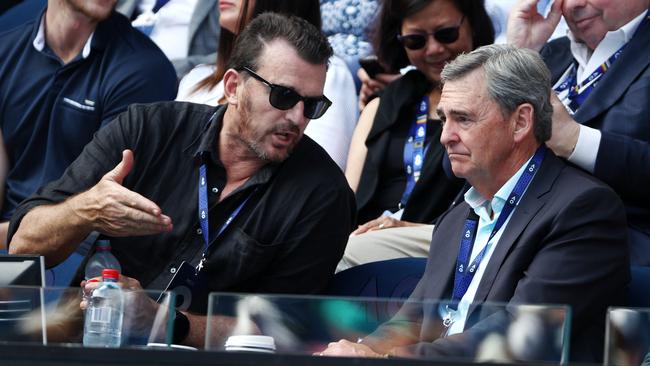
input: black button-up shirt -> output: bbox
[9,102,356,296]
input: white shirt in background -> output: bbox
[132,0,199,60]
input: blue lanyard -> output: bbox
[448,145,546,311]
[554,45,626,111]
[197,160,255,272]
[555,8,650,111]
[400,96,429,208]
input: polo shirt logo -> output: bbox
[63,97,95,111]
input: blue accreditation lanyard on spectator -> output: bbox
[442,146,546,328]
[400,96,429,209]
[196,160,256,273]
[554,45,627,112]
[554,9,649,112]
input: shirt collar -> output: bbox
[32,10,98,59]
[185,104,279,186]
[464,154,534,222]
[568,9,647,62]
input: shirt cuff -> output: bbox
[567,124,601,174]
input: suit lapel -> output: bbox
[423,205,471,300]
[470,152,562,308]
[575,17,650,124]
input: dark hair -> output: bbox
[227,12,332,72]
[373,0,495,72]
[194,0,322,93]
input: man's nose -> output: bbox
[285,101,308,127]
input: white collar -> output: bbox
[32,13,95,59]
[568,10,646,65]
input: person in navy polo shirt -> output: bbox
[0,0,177,249]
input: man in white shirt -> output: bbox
[508,0,650,265]
[320,44,628,363]
[117,0,220,78]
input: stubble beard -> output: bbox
[236,96,294,163]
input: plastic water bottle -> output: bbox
[84,239,121,280]
[83,269,124,348]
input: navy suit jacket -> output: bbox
[365,151,630,362]
[540,17,650,242]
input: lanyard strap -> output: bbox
[554,8,650,110]
[197,161,255,257]
[400,96,429,208]
[449,145,546,310]
[554,44,626,110]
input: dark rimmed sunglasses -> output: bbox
[397,16,465,50]
[241,67,332,119]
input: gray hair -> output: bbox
[440,44,552,143]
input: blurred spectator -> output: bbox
[0,0,177,249]
[116,0,220,79]
[338,0,494,271]
[320,0,380,89]
[177,0,358,170]
[508,0,650,265]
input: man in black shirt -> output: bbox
[8,13,355,346]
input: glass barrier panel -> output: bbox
[606,307,650,366]
[0,286,174,348]
[206,293,570,364]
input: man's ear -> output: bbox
[223,69,241,105]
[512,103,534,143]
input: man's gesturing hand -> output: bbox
[68,149,173,236]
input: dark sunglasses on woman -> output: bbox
[241,67,332,119]
[397,16,465,50]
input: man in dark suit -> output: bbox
[508,0,650,265]
[320,44,629,363]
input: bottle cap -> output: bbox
[102,269,120,280]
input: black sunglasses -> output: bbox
[241,67,332,119]
[397,16,465,50]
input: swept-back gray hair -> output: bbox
[441,44,552,143]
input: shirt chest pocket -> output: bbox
[204,227,280,286]
[54,97,101,153]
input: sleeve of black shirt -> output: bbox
[7,105,143,246]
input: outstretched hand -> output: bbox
[507,0,564,51]
[69,149,173,237]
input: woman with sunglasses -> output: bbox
[339,0,494,271]
[176,0,358,170]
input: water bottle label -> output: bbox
[90,307,112,324]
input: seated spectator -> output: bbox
[0,0,177,250]
[116,0,220,79]
[508,0,650,265]
[8,13,355,347]
[322,44,629,363]
[338,0,494,272]
[177,0,358,170]
[320,0,380,90]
